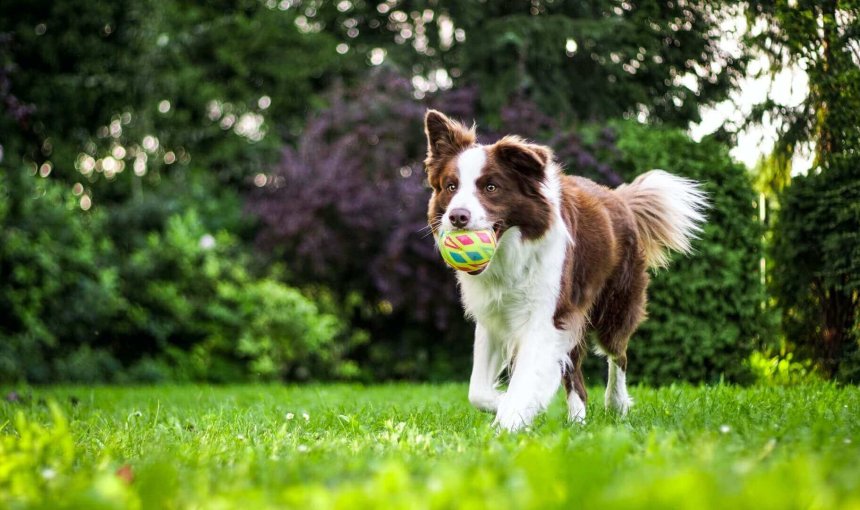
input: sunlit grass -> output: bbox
[1,383,858,509]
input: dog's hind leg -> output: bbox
[593,270,648,416]
[605,354,632,415]
[563,341,588,423]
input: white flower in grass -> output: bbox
[41,468,57,480]
[285,412,294,420]
[297,444,309,453]
[719,424,731,434]
[302,412,310,421]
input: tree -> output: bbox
[770,160,860,380]
[745,0,860,379]
[308,0,746,126]
[0,0,350,204]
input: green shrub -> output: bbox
[113,210,350,382]
[584,122,770,385]
[210,278,347,380]
[0,168,350,382]
[53,345,124,384]
[748,348,819,386]
[0,169,124,382]
[770,156,860,381]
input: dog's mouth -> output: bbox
[492,221,505,240]
[465,222,504,276]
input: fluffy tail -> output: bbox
[615,170,709,269]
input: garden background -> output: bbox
[1,0,858,386]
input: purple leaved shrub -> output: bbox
[248,69,620,379]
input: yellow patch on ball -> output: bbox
[437,229,497,273]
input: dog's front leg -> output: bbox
[468,324,504,413]
[494,325,566,432]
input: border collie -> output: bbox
[423,110,708,431]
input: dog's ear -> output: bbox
[493,136,552,179]
[424,110,476,165]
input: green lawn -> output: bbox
[1,383,859,509]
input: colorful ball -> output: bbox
[437,229,497,273]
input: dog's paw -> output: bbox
[567,392,587,424]
[605,394,633,416]
[492,395,533,432]
[468,390,502,413]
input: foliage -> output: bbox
[0,0,352,205]
[0,168,348,383]
[744,0,860,162]
[309,0,746,126]
[209,276,351,381]
[104,209,349,382]
[770,159,860,381]
[0,168,124,382]
[595,121,769,385]
[745,0,860,379]
[0,403,76,505]
[748,348,819,386]
[1,384,859,508]
[0,0,840,384]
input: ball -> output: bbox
[437,229,497,273]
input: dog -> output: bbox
[423,110,708,431]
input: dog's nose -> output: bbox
[449,208,471,229]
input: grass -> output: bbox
[1,383,859,509]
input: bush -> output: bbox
[110,210,350,382]
[213,278,349,380]
[748,348,819,386]
[0,167,349,382]
[0,168,123,382]
[592,122,770,385]
[770,156,860,381]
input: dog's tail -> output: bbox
[615,170,708,269]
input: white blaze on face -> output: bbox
[443,146,491,231]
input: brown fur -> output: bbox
[425,113,553,241]
[424,110,475,182]
[425,110,475,231]
[554,175,649,401]
[479,140,553,240]
[564,341,588,404]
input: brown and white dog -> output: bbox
[423,110,708,431]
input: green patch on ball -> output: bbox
[437,229,497,273]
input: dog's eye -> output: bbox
[485,183,497,193]
[446,183,457,193]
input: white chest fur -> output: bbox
[456,219,569,349]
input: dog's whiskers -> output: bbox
[418,215,445,239]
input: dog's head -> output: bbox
[423,110,554,242]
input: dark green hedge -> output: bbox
[770,156,860,381]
